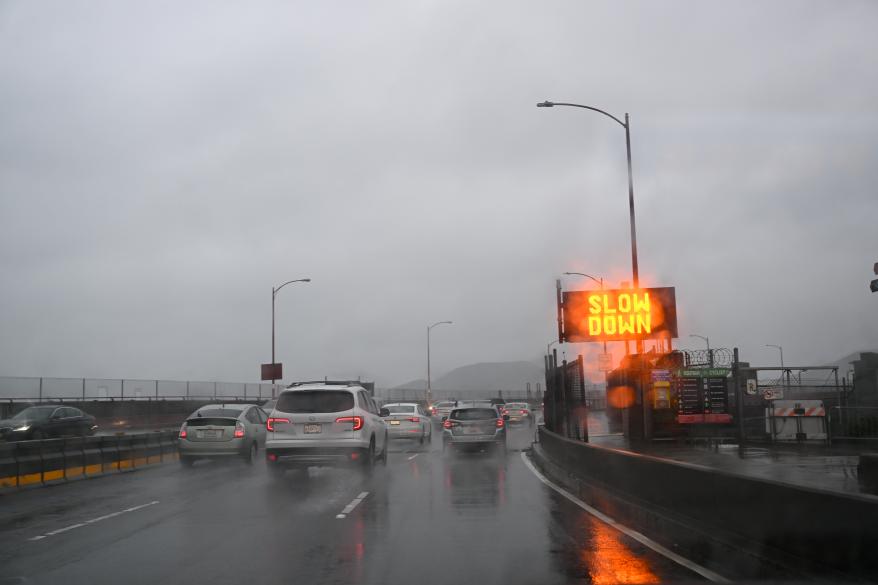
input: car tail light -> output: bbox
[408,417,420,423]
[336,416,364,431]
[520,409,528,415]
[179,422,188,439]
[234,422,245,438]
[266,417,290,432]
[443,419,454,429]
[267,453,277,462]
[496,418,505,428]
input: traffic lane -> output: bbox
[3,427,708,584]
[0,452,390,584]
[354,425,708,585]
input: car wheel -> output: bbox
[243,442,257,464]
[362,438,375,473]
[180,456,195,467]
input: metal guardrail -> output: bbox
[0,376,280,402]
[0,431,179,490]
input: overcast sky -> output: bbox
[1,1,876,387]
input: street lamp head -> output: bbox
[536,101,555,108]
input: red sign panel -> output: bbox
[261,363,282,381]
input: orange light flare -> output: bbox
[579,519,660,585]
[607,385,636,409]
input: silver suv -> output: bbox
[265,383,389,477]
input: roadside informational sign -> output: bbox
[674,368,732,424]
[762,388,784,400]
[746,379,758,395]
[597,353,613,372]
[261,363,283,381]
[651,369,672,409]
[561,287,678,343]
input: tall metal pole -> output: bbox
[427,325,431,403]
[269,278,311,398]
[426,320,452,405]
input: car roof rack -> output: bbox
[286,380,365,388]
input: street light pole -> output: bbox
[538,101,641,353]
[690,334,711,366]
[427,320,452,405]
[766,344,785,388]
[271,278,311,396]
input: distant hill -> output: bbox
[822,350,878,371]
[393,361,544,392]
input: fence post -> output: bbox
[121,379,124,401]
[82,378,86,400]
[155,380,159,400]
[186,381,190,399]
[214,382,217,400]
[733,347,744,444]
[38,377,43,403]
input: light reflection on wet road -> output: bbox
[0,424,707,584]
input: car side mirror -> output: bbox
[503,414,510,421]
[379,408,390,417]
[50,414,61,420]
[441,416,447,422]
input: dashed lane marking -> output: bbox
[407,454,419,460]
[521,452,730,583]
[29,501,160,542]
[335,491,369,519]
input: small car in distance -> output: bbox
[0,405,97,441]
[382,403,432,445]
[504,402,534,426]
[178,404,267,466]
[442,405,508,456]
[430,401,456,424]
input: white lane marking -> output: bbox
[28,500,160,542]
[336,491,369,519]
[521,452,730,583]
[407,454,419,460]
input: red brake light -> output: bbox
[520,409,528,415]
[408,417,420,423]
[496,418,505,428]
[336,416,364,431]
[179,422,187,439]
[234,422,245,438]
[266,417,290,432]
[443,419,453,429]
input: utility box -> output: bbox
[765,399,827,441]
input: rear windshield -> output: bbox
[507,403,527,409]
[277,390,354,413]
[435,402,454,408]
[450,408,497,421]
[197,409,242,418]
[386,405,415,414]
[187,418,237,427]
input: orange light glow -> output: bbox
[607,386,636,409]
[581,521,660,585]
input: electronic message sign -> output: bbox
[560,287,678,343]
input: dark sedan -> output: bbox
[0,405,98,441]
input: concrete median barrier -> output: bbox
[534,427,878,581]
[0,431,179,491]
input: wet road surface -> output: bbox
[0,424,712,585]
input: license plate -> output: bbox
[390,420,401,425]
[463,427,482,435]
[303,424,322,434]
[200,429,220,438]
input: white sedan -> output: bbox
[381,403,432,446]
